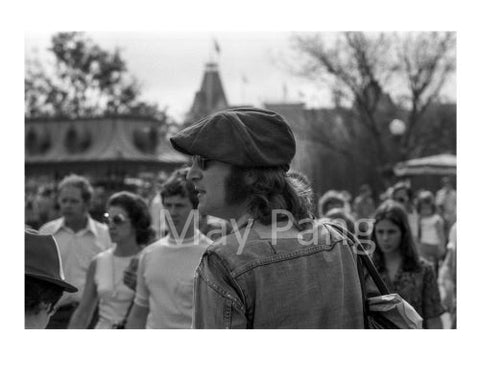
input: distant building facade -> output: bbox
[26,59,455,199]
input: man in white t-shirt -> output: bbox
[126,168,212,328]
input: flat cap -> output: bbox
[170,107,296,170]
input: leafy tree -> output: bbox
[25,32,171,123]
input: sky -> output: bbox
[25,31,334,121]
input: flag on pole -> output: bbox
[214,39,221,54]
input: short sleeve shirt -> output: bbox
[134,230,212,328]
[39,216,111,305]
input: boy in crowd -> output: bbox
[126,168,212,328]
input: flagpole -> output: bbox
[241,74,248,105]
[213,38,221,64]
[241,76,245,105]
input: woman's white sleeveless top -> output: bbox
[94,247,138,329]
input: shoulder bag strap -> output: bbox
[325,222,390,295]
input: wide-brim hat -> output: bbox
[25,230,78,292]
[170,107,296,170]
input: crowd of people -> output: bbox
[25,107,457,329]
[317,178,457,328]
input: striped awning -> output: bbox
[394,154,456,176]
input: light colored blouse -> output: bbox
[420,214,443,245]
[94,247,139,329]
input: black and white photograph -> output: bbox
[24,29,457,329]
[3,0,478,383]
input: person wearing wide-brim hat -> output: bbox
[170,107,364,328]
[25,230,77,329]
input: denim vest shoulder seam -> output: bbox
[231,238,345,278]
[211,249,249,305]
[197,263,246,311]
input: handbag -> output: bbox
[356,251,423,329]
[327,223,423,329]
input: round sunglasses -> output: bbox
[103,212,130,226]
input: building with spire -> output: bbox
[184,62,229,125]
[181,54,456,198]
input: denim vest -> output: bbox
[192,221,364,329]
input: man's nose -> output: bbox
[187,163,201,181]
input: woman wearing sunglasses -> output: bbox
[69,191,155,329]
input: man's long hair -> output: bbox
[225,166,314,229]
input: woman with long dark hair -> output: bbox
[69,191,154,329]
[371,200,445,328]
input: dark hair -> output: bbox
[25,276,64,315]
[160,167,198,209]
[224,166,314,228]
[58,174,93,203]
[324,207,356,234]
[371,200,421,272]
[318,190,346,216]
[359,184,371,194]
[107,191,155,246]
[416,190,436,213]
[38,185,55,198]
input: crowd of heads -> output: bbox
[314,177,455,256]
[25,170,455,251]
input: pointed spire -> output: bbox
[185,61,229,125]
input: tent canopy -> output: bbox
[25,117,187,164]
[394,153,456,177]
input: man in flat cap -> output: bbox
[170,107,364,328]
[25,231,78,329]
